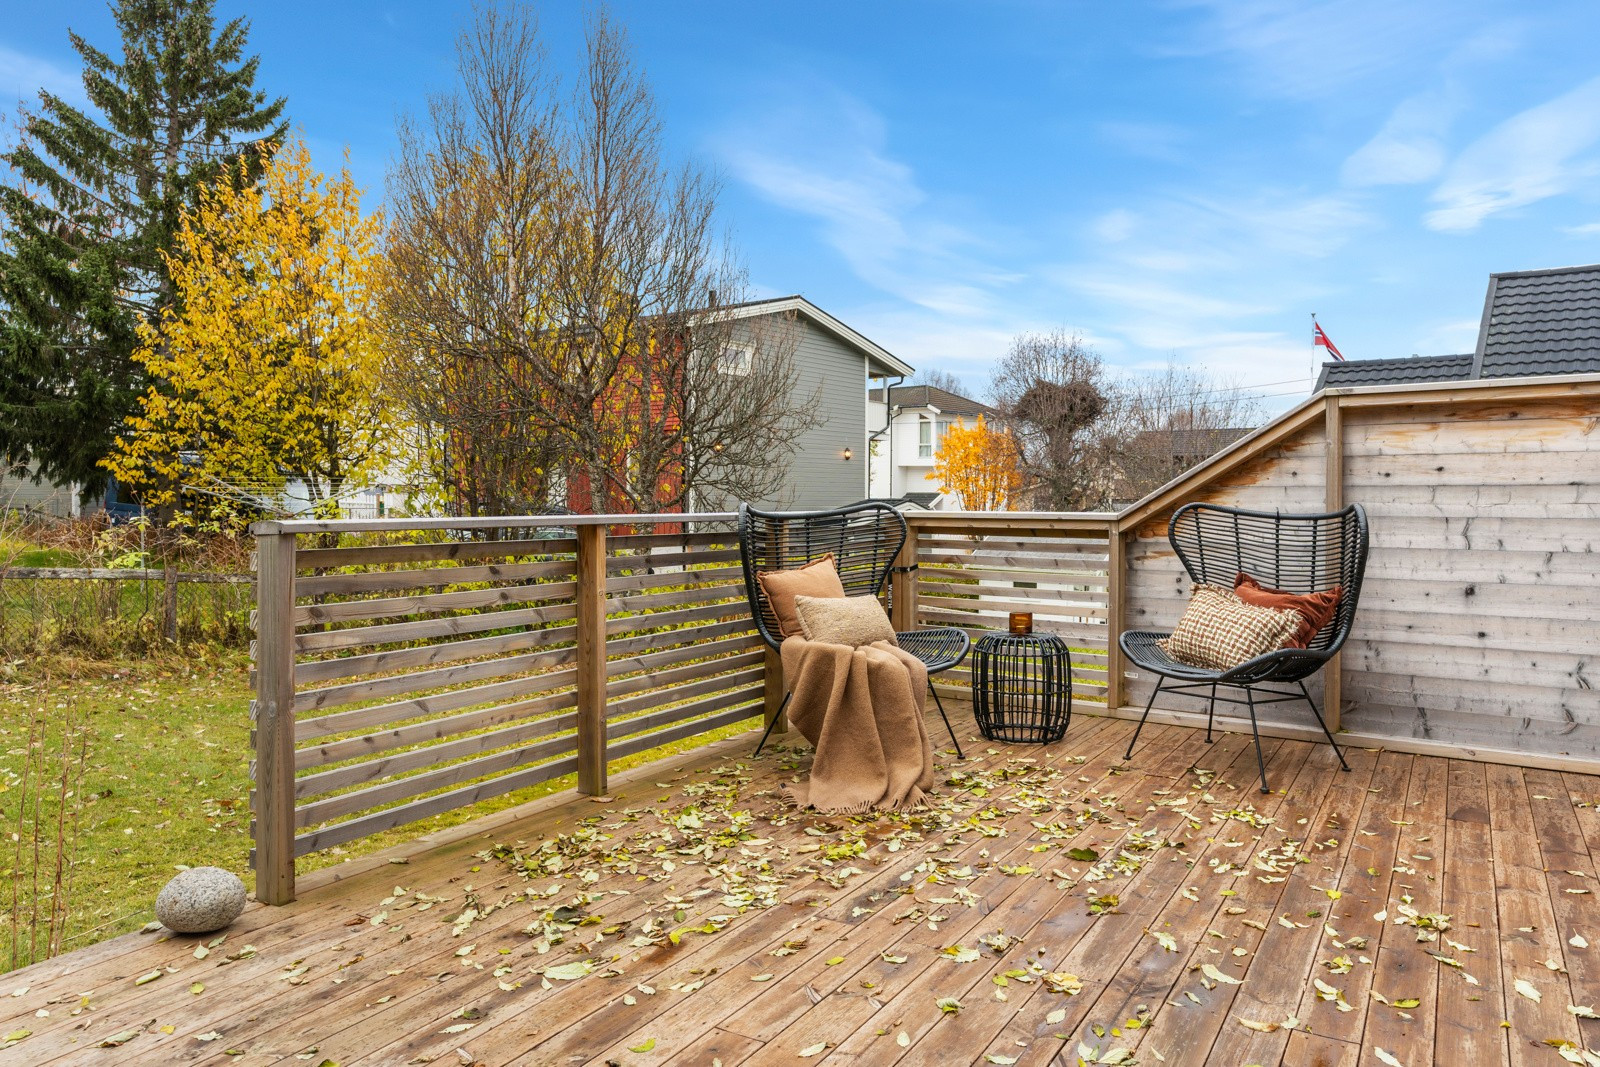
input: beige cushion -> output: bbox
[793,595,898,647]
[757,554,847,637]
[1157,583,1301,671]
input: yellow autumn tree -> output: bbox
[934,415,1025,511]
[104,135,392,517]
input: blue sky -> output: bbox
[5,1,1600,410]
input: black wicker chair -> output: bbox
[738,501,970,758]
[1120,502,1370,793]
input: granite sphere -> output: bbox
[155,867,247,933]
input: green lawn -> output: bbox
[0,652,764,974]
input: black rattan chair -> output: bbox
[1120,502,1370,793]
[738,501,970,758]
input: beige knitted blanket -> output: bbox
[777,635,936,813]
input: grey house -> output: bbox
[1316,263,1600,389]
[704,296,913,512]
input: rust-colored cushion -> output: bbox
[757,554,847,637]
[1234,572,1343,649]
[1157,583,1302,671]
[793,594,898,647]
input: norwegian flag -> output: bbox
[1313,321,1344,361]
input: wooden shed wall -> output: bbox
[1120,388,1600,763]
[1338,399,1600,757]
[1123,427,1330,725]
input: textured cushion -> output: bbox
[793,595,898,647]
[1157,583,1302,671]
[1234,572,1343,649]
[757,554,847,637]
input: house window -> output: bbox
[716,342,753,377]
[918,416,933,458]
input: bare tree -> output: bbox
[379,5,815,516]
[987,331,1264,511]
[988,330,1109,511]
[1096,364,1263,504]
[911,367,968,396]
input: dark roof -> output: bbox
[867,384,999,419]
[1475,263,1600,378]
[1129,427,1254,457]
[1316,262,1600,391]
[1315,353,1474,391]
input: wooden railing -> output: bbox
[895,512,1122,708]
[250,514,765,904]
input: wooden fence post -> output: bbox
[1104,521,1126,711]
[162,567,179,643]
[576,523,608,795]
[889,519,919,632]
[763,647,787,736]
[252,530,297,905]
[1323,396,1345,732]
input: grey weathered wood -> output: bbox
[252,531,298,904]
[575,523,607,796]
[294,557,576,597]
[254,511,736,534]
[294,667,580,743]
[162,566,179,642]
[296,687,580,770]
[292,601,578,654]
[0,566,251,583]
[602,703,762,763]
[605,666,765,722]
[294,619,582,684]
[291,754,581,857]
[295,536,576,570]
[603,630,761,679]
[291,635,579,714]
[292,579,578,627]
[295,706,583,799]
[1105,521,1126,709]
[294,730,581,828]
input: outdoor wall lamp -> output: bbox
[842,448,853,461]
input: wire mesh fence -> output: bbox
[0,570,253,657]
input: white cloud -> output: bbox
[1563,222,1600,237]
[0,44,84,107]
[1426,74,1600,232]
[1162,0,1468,101]
[716,87,1008,318]
[1342,86,1463,186]
[1097,120,1191,163]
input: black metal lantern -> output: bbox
[971,632,1073,744]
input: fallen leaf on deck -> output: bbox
[1200,964,1241,985]
[629,1038,656,1052]
[799,1041,828,1056]
[1238,1018,1279,1033]
[937,997,963,1013]
[1375,1049,1404,1067]
[1515,978,1542,1003]
[543,961,594,981]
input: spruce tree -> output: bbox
[0,0,286,497]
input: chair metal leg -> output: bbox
[1298,680,1350,771]
[928,682,964,760]
[1205,682,1217,743]
[754,691,792,756]
[1243,686,1270,794]
[1123,675,1165,761]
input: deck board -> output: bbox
[7,712,1600,1067]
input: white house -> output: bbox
[865,384,1002,509]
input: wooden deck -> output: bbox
[7,712,1600,1066]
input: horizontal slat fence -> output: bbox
[902,516,1117,706]
[251,515,761,903]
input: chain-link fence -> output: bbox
[0,569,252,657]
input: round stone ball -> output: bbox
[155,867,247,934]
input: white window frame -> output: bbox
[716,342,753,377]
[917,415,934,458]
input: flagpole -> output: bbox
[1310,312,1317,391]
